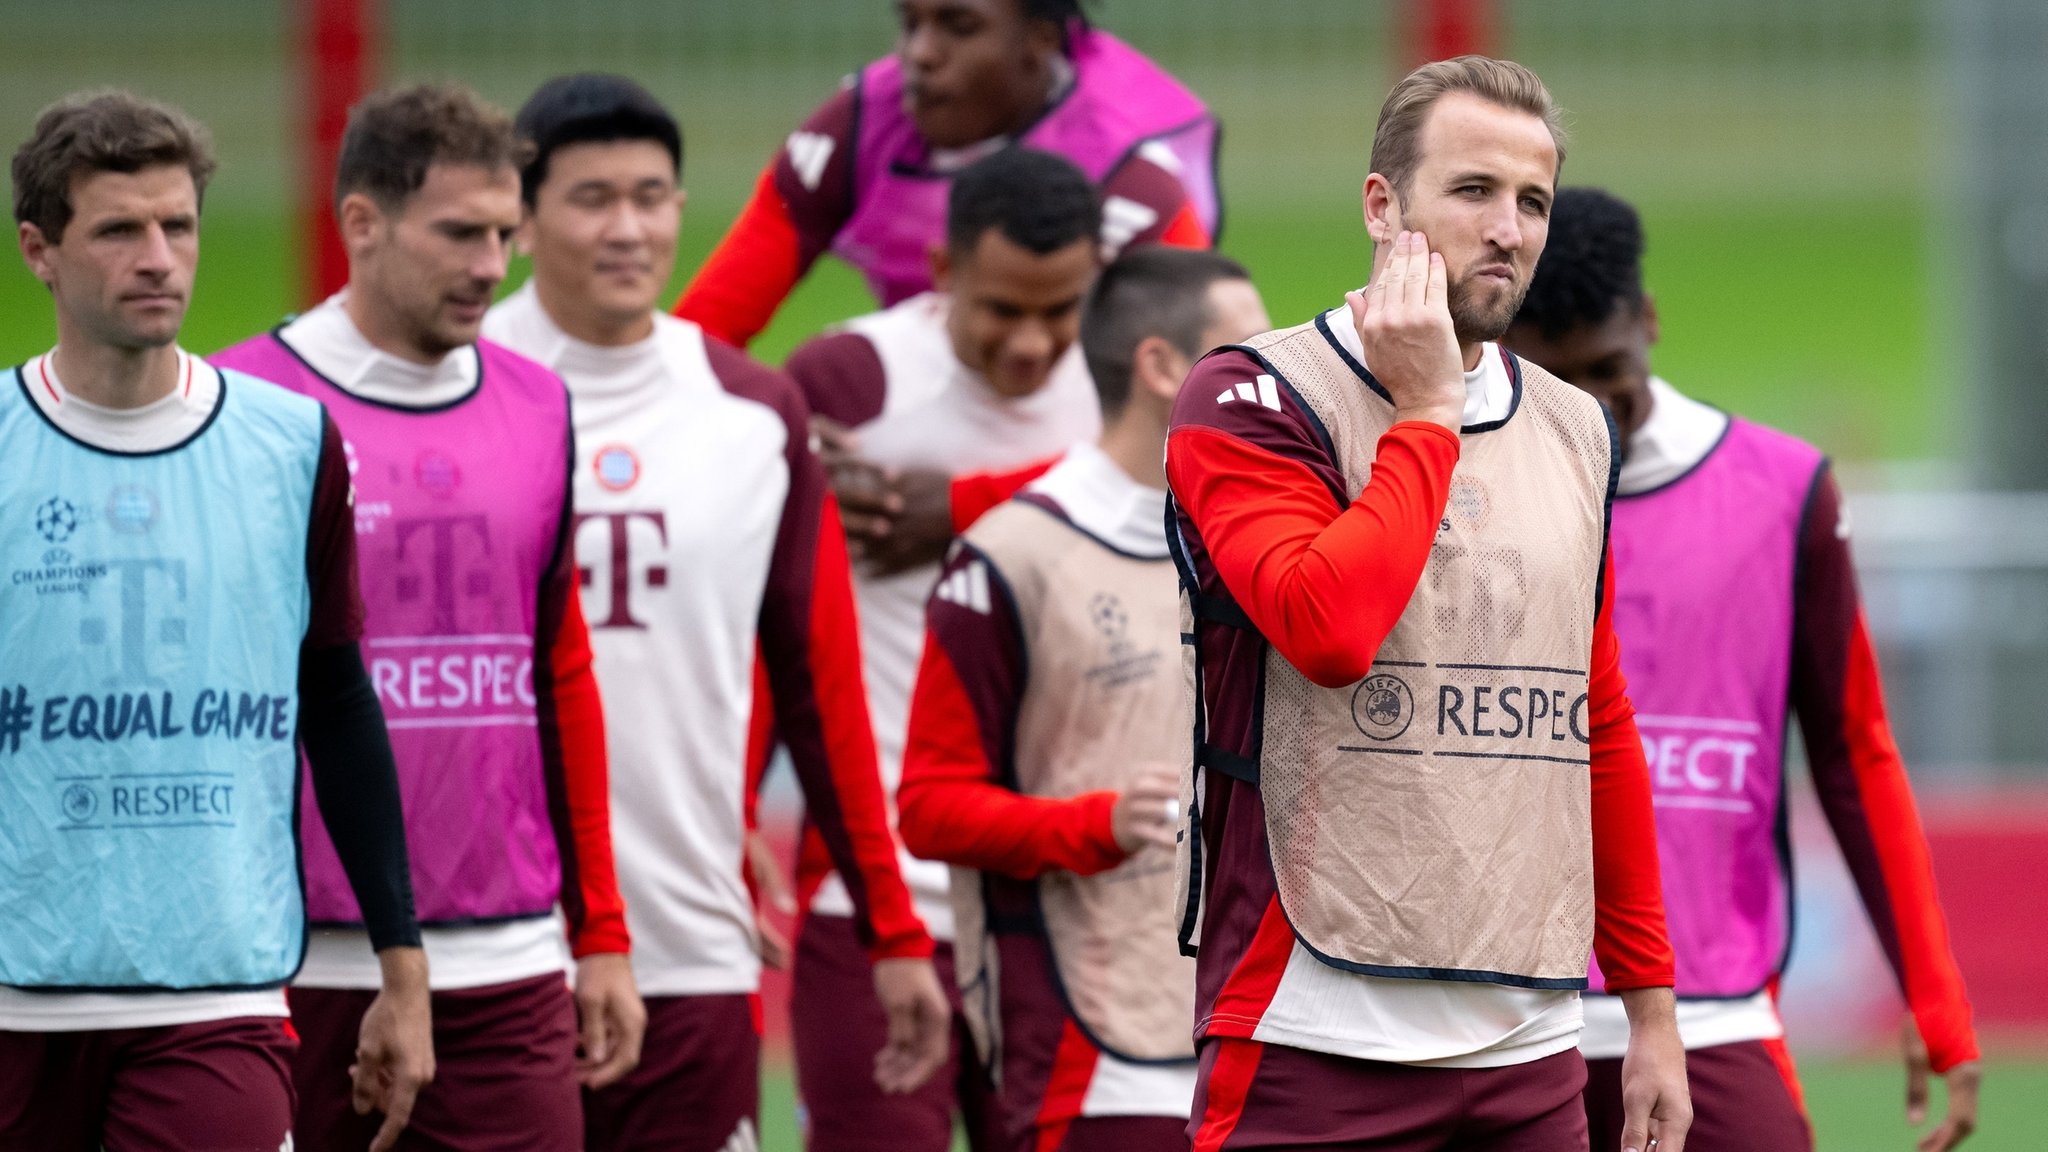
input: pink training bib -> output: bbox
[1596,417,1825,997]
[214,333,573,925]
[835,29,1219,307]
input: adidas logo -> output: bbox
[1101,195,1160,259]
[720,1118,760,1152]
[786,132,835,192]
[1137,139,1184,174]
[1216,374,1281,412]
[935,560,992,614]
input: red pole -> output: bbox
[1406,0,1496,66]
[298,0,378,307]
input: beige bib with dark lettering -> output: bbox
[1247,321,1612,987]
[948,497,1197,1070]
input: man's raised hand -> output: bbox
[1345,230,1465,432]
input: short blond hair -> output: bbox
[1369,56,1566,203]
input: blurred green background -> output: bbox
[2,2,2030,1149]
[0,0,1951,468]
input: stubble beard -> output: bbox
[1446,269,1530,346]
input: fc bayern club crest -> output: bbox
[593,444,641,492]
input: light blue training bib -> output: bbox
[0,364,320,990]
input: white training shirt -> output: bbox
[797,293,1103,939]
[485,285,781,996]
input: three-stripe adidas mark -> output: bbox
[935,560,992,614]
[1216,374,1281,411]
[785,132,835,192]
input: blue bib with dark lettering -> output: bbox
[0,362,318,990]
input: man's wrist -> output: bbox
[375,944,429,993]
[1392,401,1463,432]
[1616,985,1677,1026]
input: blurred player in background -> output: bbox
[1504,186,1983,1152]
[897,246,1270,1152]
[781,147,1104,1152]
[0,91,432,1152]
[674,0,1217,350]
[483,72,950,1152]
[1165,58,1691,1151]
[214,83,644,1151]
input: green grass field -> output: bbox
[746,1058,2045,1151]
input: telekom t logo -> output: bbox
[394,514,492,635]
[574,512,668,630]
[82,557,188,686]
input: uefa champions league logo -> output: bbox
[35,496,78,544]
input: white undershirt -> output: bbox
[1582,376,1778,1057]
[18,348,219,453]
[277,297,571,992]
[0,348,290,1032]
[1615,377,1731,497]
[1027,441,1169,559]
[1321,306,1516,428]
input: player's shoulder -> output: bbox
[785,297,948,428]
[477,337,573,412]
[1168,323,1330,448]
[692,322,808,426]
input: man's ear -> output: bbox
[1362,174,1401,245]
[337,192,387,261]
[929,244,953,293]
[18,221,55,288]
[1640,293,1661,346]
[1131,334,1190,408]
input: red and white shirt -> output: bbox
[674,76,1208,348]
[900,443,1199,1122]
[785,293,1102,938]
[484,285,932,995]
[1164,309,1674,1066]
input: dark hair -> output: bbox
[12,90,215,243]
[1024,0,1089,43]
[514,73,682,206]
[1081,246,1251,416]
[1513,186,1645,339]
[334,82,526,213]
[946,147,1099,258]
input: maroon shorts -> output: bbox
[1043,1116,1192,1151]
[291,972,581,1152]
[993,934,1191,1152]
[1584,1039,1809,1152]
[0,1015,296,1152]
[790,912,1002,1152]
[585,992,761,1152]
[1190,1038,1588,1151]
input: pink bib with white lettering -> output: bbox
[213,332,571,925]
[1598,417,1824,997]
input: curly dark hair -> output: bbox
[1514,186,1645,339]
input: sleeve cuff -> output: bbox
[867,929,939,963]
[569,917,632,960]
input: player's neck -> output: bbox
[1460,340,1483,372]
[48,332,180,410]
[1096,403,1168,490]
[535,277,654,348]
